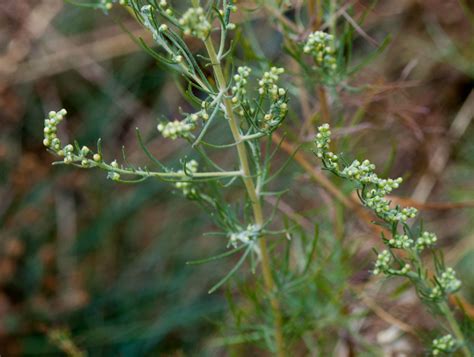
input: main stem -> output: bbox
[204,37,286,357]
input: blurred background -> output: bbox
[1,0,474,355]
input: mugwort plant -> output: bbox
[44,0,472,355]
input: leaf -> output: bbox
[136,128,167,171]
[303,224,319,274]
[208,245,252,294]
[187,245,245,265]
[347,35,391,76]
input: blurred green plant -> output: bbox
[48,328,86,357]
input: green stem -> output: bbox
[329,0,337,38]
[440,302,471,356]
[204,36,286,357]
[61,158,242,179]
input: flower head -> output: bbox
[179,7,211,40]
[258,67,285,99]
[373,250,391,275]
[157,109,209,140]
[231,66,252,104]
[388,234,413,249]
[304,31,337,72]
[175,160,199,198]
[415,231,437,251]
[429,267,462,299]
[432,334,457,355]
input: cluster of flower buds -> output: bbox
[314,124,331,156]
[429,268,462,299]
[315,124,418,223]
[258,67,285,99]
[231,66,251,105]
[179,7,211,40]
[256,67,288,130]
[158,120,194,140]
[388,234,413,249]
[230,66,288,130]
[385,207,418,223]
[303,31,337,72]
[341,160,375,180]
[431,334,457,355]
[44,109,116,172]
[342,160,403,195]
[43,109,67,151]
[62,144,94,167]
[364,190,417,223]
[439,268,462,293]
[363,190,391,215]
[157,109,209,140]
[375,177,403,195]
[43,109,100,166]
[314,124,338,168]
[373,250,410,275]
[415,231,437,251]
[373,250,391,275]
[175,160,199,197]
[342,160,406,207]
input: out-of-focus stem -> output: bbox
[316,0,323,28]
[309,0,331,125]
[317,87,331,123]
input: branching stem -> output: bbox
[204,35,286,357]
[57,159,241,179]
